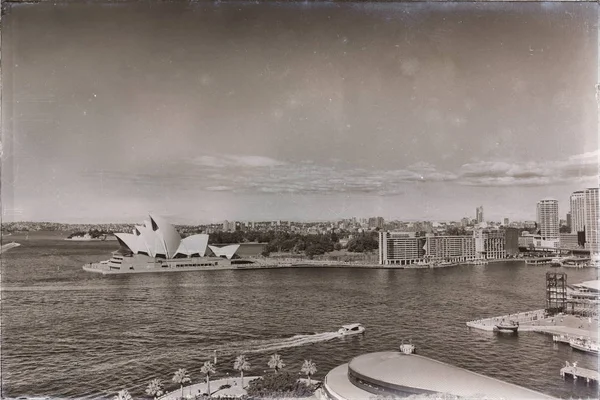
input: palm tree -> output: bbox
[200,360,216,396]
[233,354,251,387]
[172,368,191,399]
[301,360,317,386]
[268,353,285,374]
[145,378,164,400]
[113,389,133,400]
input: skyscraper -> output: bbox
[503,218,509,226]
[476,206,484,224]
[584,188,598,253]
[570,191,585,234]
[537,199,559,240]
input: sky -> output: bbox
[1,2,598,224]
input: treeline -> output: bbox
[202,230,379,257]
[67,229,112,239]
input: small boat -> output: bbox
[569,338,599,354]
[495,321,519,332]
[338,323,365,336]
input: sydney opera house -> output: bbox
[83,214,273,274]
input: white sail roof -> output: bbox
[175,234,210,257]
[114,233,138,254]
[149,214,181,258]
[208,244,240,260]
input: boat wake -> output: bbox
[207,331,342,357]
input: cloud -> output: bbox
[457,150,598,186]
[82,151,597,198]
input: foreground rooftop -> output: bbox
[323,351,556,399]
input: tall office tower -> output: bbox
[566,213,572,231]
[584,188,599,253]
[537,199,559,240]
[570,191,586,234]
[476,206,484,224]
[503,218,509,226]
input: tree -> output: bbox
[300,360,317,386]
[268,353,285,374]
[233,354,251,388]
[200,361,216,396]
[113,389,133,400]
[145,379,164,400]
[172,368,191,400]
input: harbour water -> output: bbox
[2,237,598,399]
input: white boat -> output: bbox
[569,338,599,354]
[338,323,365,336]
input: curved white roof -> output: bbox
[115,233,138,254]
[175,234,210,257]
[208,244,240,259]
[149,214,181,258]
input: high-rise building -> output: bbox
[566,212,572,231]
[584,187,598,253]
[476,206,484,224]
[503,218,509,226]
[461,217,470,227]
[537,199,559,240]
[570,191,586,234]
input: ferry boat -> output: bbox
[82,214,277,275]
[338,323,365,336]
[495,321,519,333]
[569,338,599,354]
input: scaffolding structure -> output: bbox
[545,272,567,315]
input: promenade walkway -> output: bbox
[158,376,320,400]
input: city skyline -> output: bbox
[2,2,598,224]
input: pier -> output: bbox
[560,363,599,385]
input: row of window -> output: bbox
[173,263,218,268]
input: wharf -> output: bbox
[467,311,598,342]
[560,365,599,384]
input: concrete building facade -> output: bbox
[378,231,425,265]
[570,191,585,234]
[424,236,476,262]
[476,206,484,224]
[537,199,559,240]
[585,187,598,253]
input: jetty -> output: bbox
[560,362,599,385]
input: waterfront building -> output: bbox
[570,190,586,234]
[537,199,559,239]
[474,228,507,259]
[378,231,425,265]
[476,206,484,224]
[518,232,535,248]
[424,235,476,262]
[584,187,599,253]
[505,228,519,256]
[484,231,506,259]
[566,212,572,232]
[559,233,580,249]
